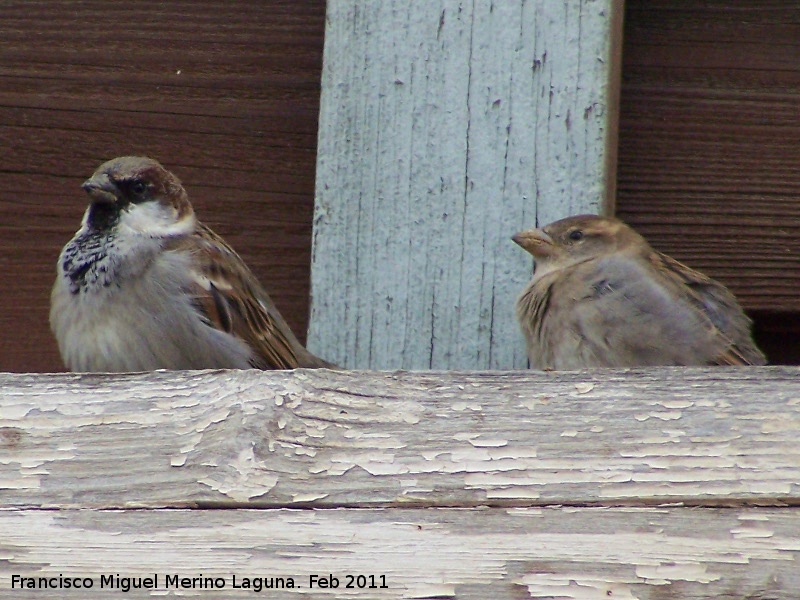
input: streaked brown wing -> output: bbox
[175,223,327,369]
[648,251,766,366]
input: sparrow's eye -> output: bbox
[568,230,584,241]
[131,181,147,196]
[122,179,150,203]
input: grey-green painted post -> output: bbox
[309,0,623,369]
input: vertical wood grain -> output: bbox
[310,0,623,369]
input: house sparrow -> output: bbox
[50,156,334,372]
[512,215,766,369]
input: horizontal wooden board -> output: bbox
[1,368,799,509]
[0,0,326,372]
[1,506,799,599]
[616,1,800,314]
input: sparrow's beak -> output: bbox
[81,174,118,205]
[512,229,554,257]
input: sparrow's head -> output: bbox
[512,215,648,270]
[81,156,195,236]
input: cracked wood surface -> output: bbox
[1,367,799,509]
[1,506,799,599]
[2,367,799,599]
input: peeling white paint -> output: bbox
[658,400,694,409]
[469,438,508,448]
[2,368,800,518]
[303,423,330,439]
[661,429,685,437]
[27,509,774,599]
[405,583,457,598]
[190,407,231,433]
[519,397,545,410]
[620,446,732,458]
[154,396,201,410]
[292,492,329,502]
[688,434,741,443]
[487,487,540,499]
[730,527,774,539]
[635,563,720,584]
[421,451,445,460]
[601,481,793,498]
[308,460,353,477]
[176,433,203,457]
[452,402,483,411]
[198,445,280,501]
[0,476,39,490]
[517,575,640,600]
[651,411,683,421]
[762,418,800,434]
[401,487,434,496]
[340,431,407,450]
[198,476,279,501]
[738,513,771,521]
[0,404,33,419]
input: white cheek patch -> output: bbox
[119,200,196,237]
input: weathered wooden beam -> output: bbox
[2,368,798,509]
[2,506,799,599]
[309,0,625,369]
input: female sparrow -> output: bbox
[50,156,333,372]
[512,215,766,369]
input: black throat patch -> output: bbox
[86,201,123,231]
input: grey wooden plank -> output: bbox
[310,0,624,369]
[1,506,799,599]
[1,368,798,509]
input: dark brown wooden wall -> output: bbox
[617,1,800,363]
[3,1,797,371]
[0,1,326,372]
